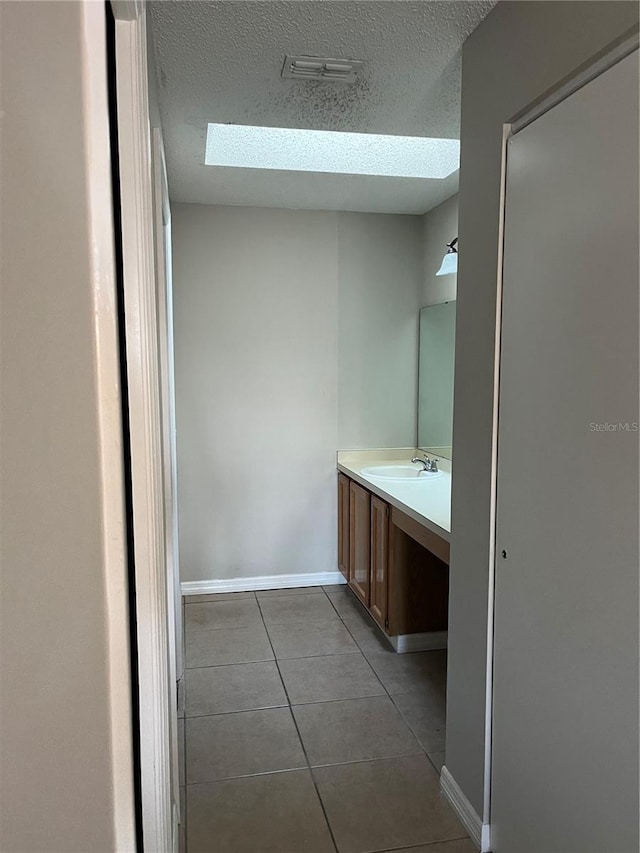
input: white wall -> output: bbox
[421,195,459,306]
[172,204,423,583]
[0,2,134,851]
[448,0,640,821]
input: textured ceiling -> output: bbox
[148,0,497,214]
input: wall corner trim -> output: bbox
[440,766,491,852]
[181,572,347,596]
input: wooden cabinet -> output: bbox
[337,471,449,648]
[348,480,371,606]
[342,478,390,625]
[337,473,350,580]
[369,495,389,630]
[387,509,449,637]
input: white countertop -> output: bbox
[337,448,451,542]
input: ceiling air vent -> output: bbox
[281,55,364,84]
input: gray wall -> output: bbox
[447,0,640,820]
[172,204,422,583]
[491,50,638,849]
[0,2,134,851]
[421,194,458,306]
[338,212,424,448]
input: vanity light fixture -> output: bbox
[204,123,460,179]
[436,237,458,276]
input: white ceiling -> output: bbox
[148,1,497,214]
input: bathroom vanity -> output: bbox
[336,301,456,653]
[337,449,451,652]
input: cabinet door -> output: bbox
[370,495,389,631]
[348,481,370,606]
[337,473,350,580]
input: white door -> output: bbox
[492,50,639,852]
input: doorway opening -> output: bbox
[115,1,497,850]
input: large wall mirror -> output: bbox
[418,301,456,460]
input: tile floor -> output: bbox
[177,584,473,853]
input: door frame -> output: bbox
[111,2,176,850]
[152,126,183,832]
[152,127,183,686]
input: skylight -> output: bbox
[204,123,460,179]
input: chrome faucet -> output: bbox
[411,454,439,473]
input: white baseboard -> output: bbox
[390,630,448,653]
[440,766,491,852]
[181,571,347,596]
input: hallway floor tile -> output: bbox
[185,623,274,668]
[278,652,385,705]
[313,754,468,853]
[186,707,306,783]
[178,584,468,853]
[187,769,335,853]
[185,660,287,716]
[292,695,422,766]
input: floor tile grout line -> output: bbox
[185,617,344,637]
[255,594,299,718]
[183,749,430,788]
[375,835,471,853]
[186,591,326,607]
[255,592,340,853]
[182,691,447,722]
[184,649,364,672]
[288,688,386,706]
[184,703,290,720]
[300,741,340,853]
[182,688,406,721]
[185,765,310,787]
[184,657,276,671]
[262,615,344,625]
[311,750,428,773]
[185,622,267,633]
[183,591,258,604]
[257,590,329,599]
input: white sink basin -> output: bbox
[360,464,443,482]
